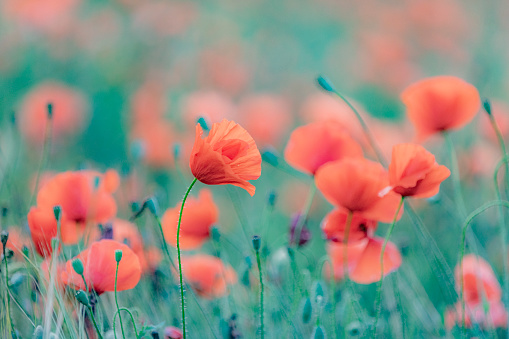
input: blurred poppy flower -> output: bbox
[18,82,88,145]
[383,143,450,198]
[131,120,176,168]
[164,326,184,339]
[284,121,363,175]
[181,91,236,129]
[401,76,481,141]
[327,237,402,284]
[61,239,141,294]
[131,79,168,124]
[445,301,507,330]
[180,254,237,299]
[238,94,292,147]
[321,209,377,243]
[190,119,262,196]
[162,189,218,250]
[28,170,118,257]
[0,227,30,260]
[315,158,402,222]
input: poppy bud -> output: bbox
[301,297,312,324]
[75,290,90,306]
[241,268,251,287]
[483,99,492,115]
[146,197,159,216]
[47,102,53,119]
[261,148,279,167]
[131,201,140,214]
[1,206,8,218]
[317,75,336,93]
[252,235,261,252]
[312,325,326,339]
[267,190,277,207]
[0,231,8,247]
[211,226,221,243]
[72,259,84,275]
[196,116,210,131]
[115,249,123,263]
[53,206,61,222]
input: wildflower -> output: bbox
[315,158,402,222]
[284,121,363,175]
[61,239,141,294]
[321,209,377,243]
[164,326,184,339]
[131,120,176,168]
[17,82,88,144]
[383,143,450,198]
[190,119,262,196]
[181,91,236,129]
[401,76,481,141]
[180,254,237,299]
[327,237,402,284]
[162,189,218,250]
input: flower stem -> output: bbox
[2,241,15,337]
[87,305,104,339]
[254,242,264,339]
[114,261,126,339]
[292,182,316,248]
[177,177,198,339]
[373,196,404,337]
[113,308,138,338]
[342,212,353,280]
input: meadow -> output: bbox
[0,0,508,338]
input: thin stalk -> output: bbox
[486,105,509,197]
[112,308,138,338]
[342,212,353,280]
[153,213,176,271]
[2,242,14,336]
[177,177,198,339]
[114,262,126,339]
[255,245,264,339]
[459,200,509,337]
[443,132,467,218]
[293,183,316,248]
[30,106,53,207]
[373,196,404,337]
[87,305,104,339]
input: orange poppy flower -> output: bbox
[315,158,403,223]
[180,254,237,299]
[284,121,363,175]
[28,170,118,257]
[131,79,168,124]
[190,119,262,196]
[456,255,501,305]
[384,143,450,198]
[61,239,141,294]
[18,82,88,144]
[321,209,377,243]
[131,120,176,168]
[181,91,236,129]
[162,189,218,250]
[327,237,402,284]
[401,76,481,141]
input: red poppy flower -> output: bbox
[180,254,237,299]
[61,239,141,294]
[190,119,262,196]
[327,237,402,284]
[162,189,218,250]
[445,301,507,330]
[28,170,118,257]
[284,121,363,175]
[321,209,377,243]
[401,76,481,141]
[131,120,176,168]
[384,143,450,198]
[181,91,236,129]
[315,158,403,223]
[18,82,88,144]
[456,255,501,305]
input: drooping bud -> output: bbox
[197,116,210,131]
[317,76,335,93]
[75,290,90,306]
[252,235,261,252]
[483,99,492,116]
[146,197,159,216]
[115,249,123,263]
[261,148,279,167]
[72,259,84,275]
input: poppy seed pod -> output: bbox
[75,290,90,306]
[1,231,8,247]
[252,235,261,252]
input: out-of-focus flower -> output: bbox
[164,326,184,339]
[383,143,450,198]
[0,227,30,260]
[131,120,176,168]
[321,209,377,244]
[327,237,402,284]
[315,158,402,223]
[284,121,363,175]
[180,254,237,299]
[18,82,88,145]
[61,239,141,294]
[162,189,218,250]
[181,91,236,129]
[190,119,262,196]
[289,213,311,247]
[238,94,292,148]
[28,170,118,257]
[131,79,168,124]
[401,76,481,141]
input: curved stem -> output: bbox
[113,308,138,339]
[487,109,509,197]
[373,196,404,337]
[255,245,264,339]
[114,262,126,339]
[177,177,198,339]
[459,200,509,336]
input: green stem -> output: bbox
[373,196,404,337]
[114,262,126,339]
[330,90,386,166]
[29,110,53,207]
[177,177,198,339]
[154,214,177,271]
[255,245,264,339]
[87,305,104,339]
[443,132,467,218]
[113,308,139,339]
[3,243,14,336]
[487,108,509,197]
[459,200,509,337]
[342,212,353,280]
[292,183,316,248]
